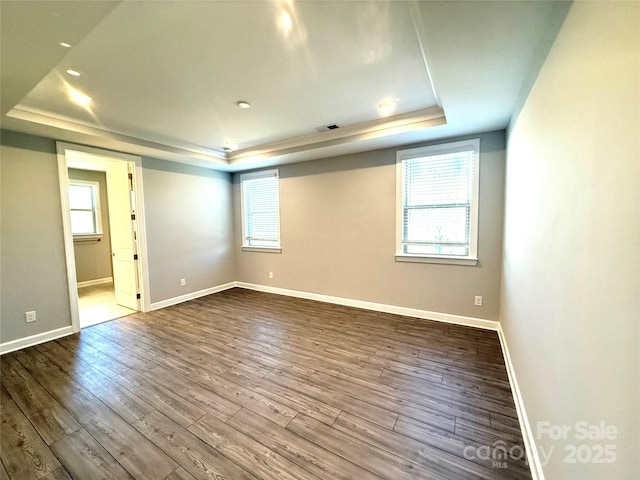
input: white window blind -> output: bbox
[241,169,281,249]
[396,139,479,263]
[68,181,101,235]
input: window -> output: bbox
[240,169,281,251]
[68,180,102,235]
[396,139,480,265]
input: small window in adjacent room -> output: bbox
[240,169,281,251]
[396,139,480,265]
[68,180,102,236]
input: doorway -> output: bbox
[57,143,150,332]
[77,282,135,328]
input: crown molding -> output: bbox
[5,104,446,171]
[228,106,446,166]
[6,104,228,165]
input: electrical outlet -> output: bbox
[269,272,274,279]
[474,296,483,307]
[180,278,186,287]
[25,311,37,323]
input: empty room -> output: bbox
[0,1,637,480]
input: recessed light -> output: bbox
[378,100,397,116]
[66,69,81,77]
[236,101,250,109]
[59,42,71,48]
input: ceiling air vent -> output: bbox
[315,124,340,132]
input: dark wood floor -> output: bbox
[1,288,532,480]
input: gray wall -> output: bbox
[142,158,236,304]
[234,131,506,320]
[68,168,113,283]
[0,130,237,345]
[0,130,72,343]
[502,2,639,478]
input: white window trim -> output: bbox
[69,179,103,236]
[240,169,282,253]
[395,139,480,266]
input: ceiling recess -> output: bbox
[0,1,567,172]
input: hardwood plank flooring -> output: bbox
[0,386,61,479]
[50,429,133,480]
[0,288,532,479]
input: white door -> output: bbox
[106,160,139,310]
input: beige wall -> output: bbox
[0,130,72,344]
[142,158,236,304]
[502,2,639,478]
[68,168,113,283]
[234,131,506,320]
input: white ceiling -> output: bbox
[0,1,564,171]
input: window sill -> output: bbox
[395,254,478,266]
[242,246,282,254]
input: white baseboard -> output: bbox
[235,282,500,331]
[497,327,544,480]
[0,279,536,479]
[0,326,75,355]
[149,282,237,311]
[77,277,113,288]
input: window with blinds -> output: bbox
[396,139,480,264]
[240,169,281,249]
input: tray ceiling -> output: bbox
[1,1,564,171]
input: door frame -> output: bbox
[56,142,151,333]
